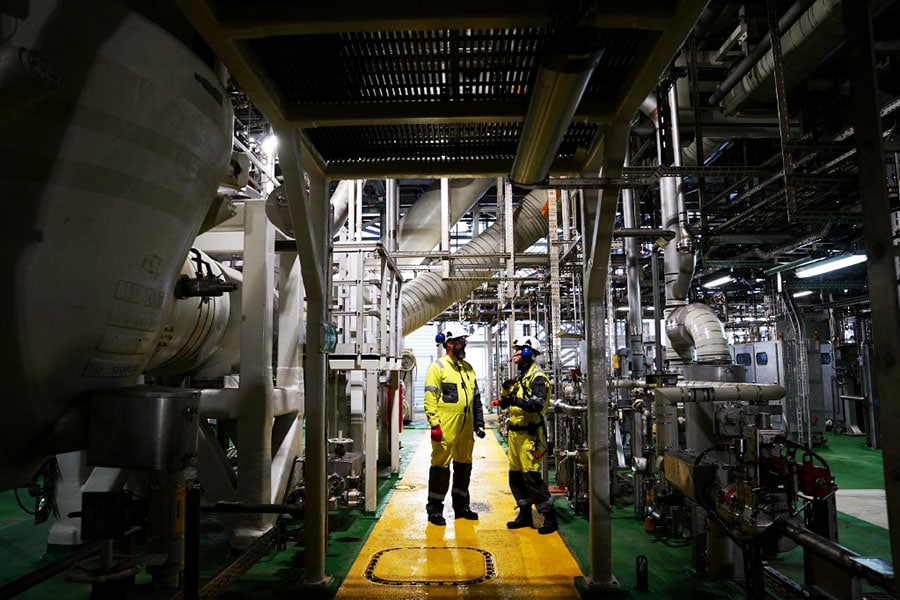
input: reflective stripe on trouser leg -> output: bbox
[508,470,530,508]
[426,465,451,514]
[451,461,472,512]
[523,471,552,512]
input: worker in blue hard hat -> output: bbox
[494,335,557,534]
[423,322,486,526]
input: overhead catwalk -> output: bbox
[335,418,583,599]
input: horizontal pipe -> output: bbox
[653,382,786,404]
[613,228,675,240]
[780,521,895,595]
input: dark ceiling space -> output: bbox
[179,0,900,325]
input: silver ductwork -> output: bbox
[665,303,732,364]
[641,93,696,306]
[641,92,732,367]
[396,178,493,267]
[509,29,603,186]
[718,0,893,116]
[401,189,549,335]
[622,144,645,378]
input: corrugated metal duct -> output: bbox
[396,178,493,267]
[719,0,893,115]
[401,189,549,335]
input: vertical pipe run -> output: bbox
[622,143,646,379]
[441,178,450,279]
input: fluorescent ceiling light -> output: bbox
[702,275,733,288]
[796,254,866,278]
[792,290,814,298]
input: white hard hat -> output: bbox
[513,336,542,355]
[440,322,470,344]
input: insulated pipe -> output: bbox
[718,0,893,116]
[665,303,732,364]
[708,0,816,107]
[622,144,646,379]
[401,190,549,335]
[641,94,695,306]
[329,180,356,236]
[653,382,786,404]
[265,179,357,239]
[664,85,696,306]
[396,178,492,267]
[509,29,603,186]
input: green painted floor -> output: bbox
[0,428,890,598]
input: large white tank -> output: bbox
[0,1,233,489]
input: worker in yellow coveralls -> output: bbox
[496,336,557,534]
[423,322,485,526]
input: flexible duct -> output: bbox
[708,0,816,108]
[665,303,732,364]
[719,0,893,116]
[401,189,549,334]
[396,178,493,267]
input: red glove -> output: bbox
[431,425,443,442]
[491,399,500,407]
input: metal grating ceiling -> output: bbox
[305,121,600,166]
[250,29,545,105]
[178,1,706,178]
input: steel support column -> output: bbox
[842,0,900,579]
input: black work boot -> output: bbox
[538,506,558,534]
[506,506,534,529]
[455,507,478,520]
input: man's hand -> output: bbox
[502,378,517,391]
[493,396,512,409]
[475,428,486,439]
[431,425,443,443]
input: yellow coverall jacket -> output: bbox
[500,362,551,473]
[424,355,484,467]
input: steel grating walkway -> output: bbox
[335,421,582,599]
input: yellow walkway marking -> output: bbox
[335,425,584,599]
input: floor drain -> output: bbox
[365,546,496,586]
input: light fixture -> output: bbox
[702,275,733,288]
[796,254,866,278]
[260,134,278,154]
[792,290,814,298]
